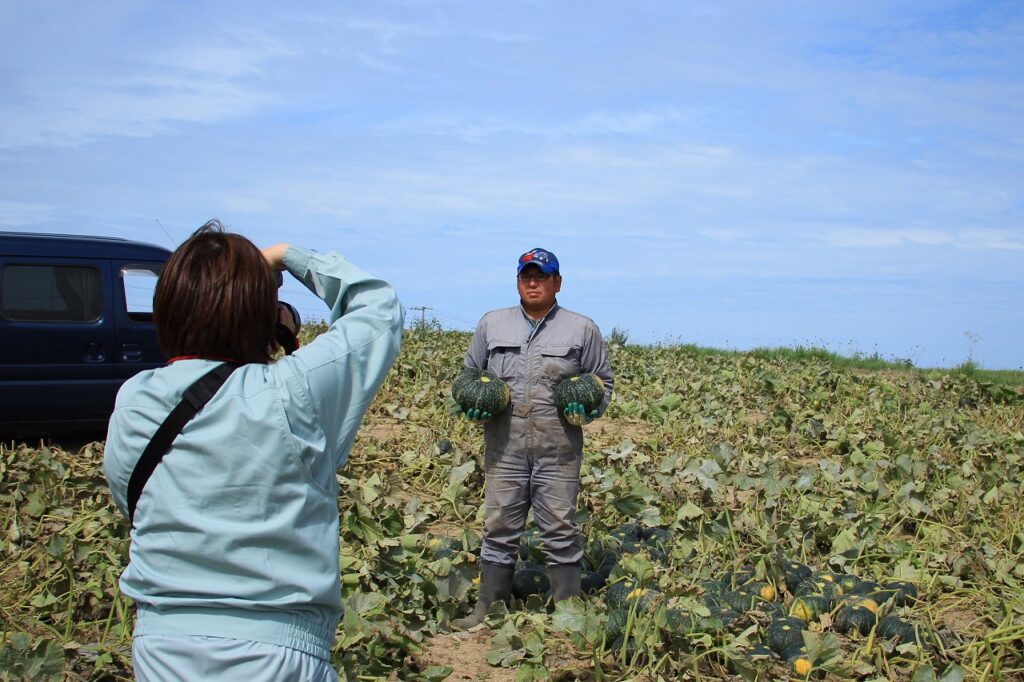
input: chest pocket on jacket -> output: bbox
[486,341,521,380]
[539,345,581,382]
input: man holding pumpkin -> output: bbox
[452,247,614,629]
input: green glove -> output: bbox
[454,404,493,423]
[563,402,598,426]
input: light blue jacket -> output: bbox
[104,246,403,661]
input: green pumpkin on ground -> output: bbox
[789,595,832,622]
[763,616,807,655]
[512,562,550,599]
[833,605,876,636]
[877,615,922,644]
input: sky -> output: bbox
[1,1,1022,369]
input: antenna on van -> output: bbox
[155,219,177,247]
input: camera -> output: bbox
[275,271,301,355]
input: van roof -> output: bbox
[0,231,172,261]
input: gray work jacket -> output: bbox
[465,302,614,459]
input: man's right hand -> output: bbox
[454,404,493,423]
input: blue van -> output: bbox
[0,232,171,435]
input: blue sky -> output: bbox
[2,1,1021,368]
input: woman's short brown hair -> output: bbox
[155,220,278,364]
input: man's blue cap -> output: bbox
[517,248,559,274]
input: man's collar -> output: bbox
[520,300,559,323]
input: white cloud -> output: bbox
[0,32,291,149]
[0,200,54,228]
[823,227,1023,251]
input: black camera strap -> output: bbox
[126,362,242,524]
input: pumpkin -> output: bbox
[605,608,629,642]
[877,615,921,644]
[511,562,550,599]
[722,590,762,613]
[848,579,879,595]
[873,581,918,606]
[840,595,879,614]
[778,561,813,593]
[606,579,638,610]
[789,595,831,621]
[624,587,664,614]
[581,569,606,594]
[451,367,510,415]
[795,578,841,602]
[836,573,862,594]
[722,568,756,590]
[555,373,605,413]
[740,581,777,602]
[427,535,462,559]
[833,605,876,636]
[663,606,698,634]
[764,617,807,655]
[746,644,776,660]
[787,648,814,678]
[582,542,617,578]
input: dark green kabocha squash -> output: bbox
[606,579,639,610]
[554,373,605,413]
[740,581,778,602]
[763,617,807,656]
[663,606,699,634]
[785,646,815,678]
[872,581,919,606]
[452,367,510,415]
[795,577,842,602]
[581,569,606,594]
[777,560,813,593]
[789,595,832,622]
[836,573,863,594]
[840,594,879,615]
[605,608,629,641]
[744,644,777,660]
[848,579,879,595]
[607,523,641,546]
[722,567,756,590]
[639,526,672,549]
[427,535,462,559]
[833,605,877,636]
[511,562,550,599]
[877,615,922,644]
[723,590,763,613]
[582,541,618,579]
[625,587,664,615]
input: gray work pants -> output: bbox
[479,449,584,566]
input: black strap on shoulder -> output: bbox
[126,362,242,524]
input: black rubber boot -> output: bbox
[452,562,514,630]
[548,563,582,602]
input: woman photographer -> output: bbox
[104,221,403,681]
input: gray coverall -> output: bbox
[465,303,614,567]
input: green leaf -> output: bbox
[676,501,704,520]
[938,665,966,682]
[831,527,859,555]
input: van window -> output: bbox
[0,265,103,322]
[121,267,160,322]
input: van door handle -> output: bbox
[84,342,106,362]
[121,343,143,362]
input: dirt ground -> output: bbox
[412,628,518,682]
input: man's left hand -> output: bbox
[563,403,598,426]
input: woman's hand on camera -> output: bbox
[261,243,290,271]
